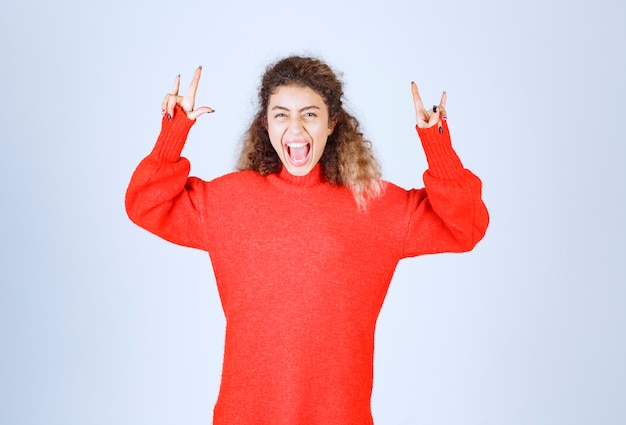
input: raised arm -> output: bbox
[125,68,215,249]
[401,83,489,257]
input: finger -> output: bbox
[412,82,435,128]
[439,91,447,123]
[411,81,426,114]
[172,74,181,96]
[161,94,179,118]
[432,92,447,116]
[167,95,179,120]
[437,92,448,133]
[439,105,447,121]
[428,108,440,128]
[161,93,170,114]
[188,105,215,121]
[421,104,439,129]
[184,66,203,110]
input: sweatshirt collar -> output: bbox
[275,163,325,187]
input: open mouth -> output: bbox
[285,142,311,166]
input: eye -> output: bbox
[304,112,317,118]
[274,112,286,118]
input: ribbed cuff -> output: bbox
[150,105,196,162]
[416,120,465,180]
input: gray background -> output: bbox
[1,0,624,424]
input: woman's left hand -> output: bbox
[411,82,446,129]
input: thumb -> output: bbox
[427,109,440,128]
[187,106,215,120]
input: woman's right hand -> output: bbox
[162,66,214,121]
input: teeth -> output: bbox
[287,142,308,148]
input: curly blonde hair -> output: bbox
[236,56,383,209]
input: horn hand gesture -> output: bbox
[411,82,446,131]
[162,66,214,121]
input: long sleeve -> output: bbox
[125,106,211,250]
[400,120,489,257]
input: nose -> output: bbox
[288,116,304,134]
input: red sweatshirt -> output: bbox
[126,107,488,424]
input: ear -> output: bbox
[328,113,337,135]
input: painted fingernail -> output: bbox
[199,65,203,69]
[439,126,443,134]
[161,109,166,116]
[167,113,172,121]
[442,115,447,121]
[433,105,437,113]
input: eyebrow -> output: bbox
[271,105,321,112]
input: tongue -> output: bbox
[289,145,309,162]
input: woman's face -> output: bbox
[266,85,335,176]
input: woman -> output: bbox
[126,56,489,424]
